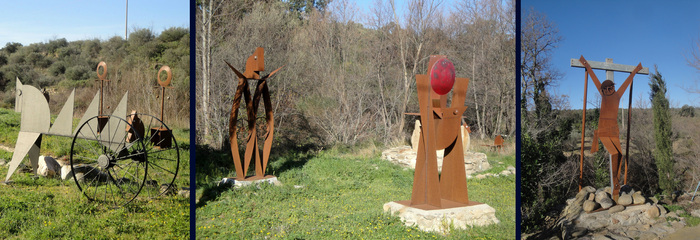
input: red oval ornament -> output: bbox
[430,58,455,95]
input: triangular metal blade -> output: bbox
[48,89,75,135]
[99,92,128,152]
[74,91,101,136]
[5,132,41,182]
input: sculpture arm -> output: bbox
[579,56,603,95]
[616,63,642,95]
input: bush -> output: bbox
[64,65,91,81]
[680,105,695,117]
[48,61,67,76]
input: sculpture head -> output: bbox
[601,80,615,96]
[430,58,455,95]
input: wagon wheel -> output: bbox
[126,113,180,198]
[70,115,147,207]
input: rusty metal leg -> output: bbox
[410,75,441,208]
[260,82,274,175]
[439,137,469,205]
[229,78,247,180]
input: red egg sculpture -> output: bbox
[430,58,455,95]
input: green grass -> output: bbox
[196,147,515,239]
[0,108,190,239]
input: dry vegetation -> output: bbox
[196,0,516,150]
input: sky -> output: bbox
[523,1,700,109]
[0,0,189,47]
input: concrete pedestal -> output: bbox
[383,201,499,233]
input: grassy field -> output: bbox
[196,144,515,239]
[0,108,190,239]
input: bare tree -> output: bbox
[520,7,563,137]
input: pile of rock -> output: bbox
[555,185,687,239]
[381,146,491,176]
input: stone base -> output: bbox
[383,201,499,233]
[220,175,281,188]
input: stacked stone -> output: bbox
[580,186,647,213]
[556,185,686,239]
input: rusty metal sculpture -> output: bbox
[395,55,480,210]
[225,47,283,180]
[149,66,173,149]
[4,62,181,207]
[572,56,648,201]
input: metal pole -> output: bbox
[579,70,589,191]
[624,80,633,185]
[125,0,128,40]
[160,87,165,123]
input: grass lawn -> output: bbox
[196,145,515,239]
[0,108,190,239]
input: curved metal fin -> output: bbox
[48,89,75,135]
[20,85,50,133]
[75,90,101,136]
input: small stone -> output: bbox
[37,155,60,178]
[582,185,596,193]
[658,205,667,216]
[0,159,6,165]
[608,205,625,213]
[294,185,305,189]
[595,190,610,203]
[583,200,599,212]
[604,186,612,195]
[691,209,700,218]
[646,205,660,218]
[160,184,177,195]
[618,193,633,206]
[588,193,595,201]
[599,197,614,209]
[633,191,645,204]
[650,196,659,204]
[178,187,190,198]
[476,174,486,179]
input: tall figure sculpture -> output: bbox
[226,47,283,180]
[400,55,477,209]
[579,56,642,200]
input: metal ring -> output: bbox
[157,66,172,87]
[96,62,107,80]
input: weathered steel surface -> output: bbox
[226,47,283,180]
[150,65,174,149]
[577,55,643,201]
[399,55,480,210]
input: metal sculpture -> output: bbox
[4,62,180,207]
[396,55,480,210]
[572,56,648,200]
[225,47,283,181]
[149,66,173,149]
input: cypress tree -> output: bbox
[649,67,675,195]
